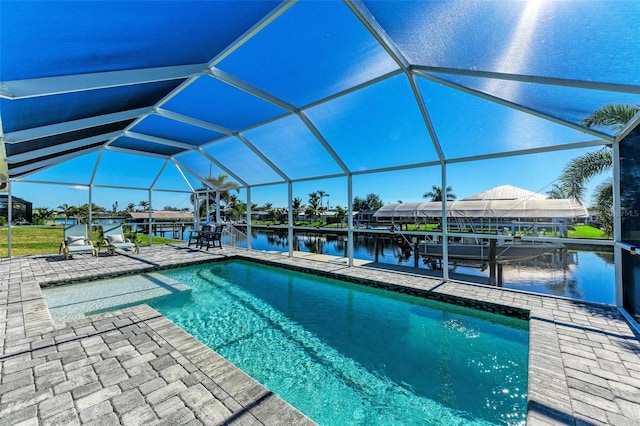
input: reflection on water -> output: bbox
[228,229,615,305]
[451,251,615,304]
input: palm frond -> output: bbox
[559,149,612,200]
[581,104,640,129]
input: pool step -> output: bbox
[43,272,191,324]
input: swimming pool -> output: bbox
[43,259,528,424]
[140,260,528,425]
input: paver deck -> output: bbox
[1,243,639,425]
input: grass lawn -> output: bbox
[1,223,609,258]
[0,225,182,257]
[567,225,607,239]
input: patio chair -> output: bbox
[200,224,225,250]
[101,224,139,255]
[59,224,97,260]
[187,224,212,248]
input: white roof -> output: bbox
[128,211,193,220]
[463,185,547,201]
[374,186,588,219]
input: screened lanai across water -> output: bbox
[2,1,640,321]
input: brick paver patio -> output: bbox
[1,243,639,425]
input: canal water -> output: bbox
[225,228,616,306]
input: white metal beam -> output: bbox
[411,65,640,94]
[124,131,196,151]
[195,148,249,187]
[302,70,404,112]
[13,179,89,187]
[346,1,445,164]
[345,0,410,71]
[0,65,205,100]
[236,133,291,182]
[10,145,103,176]
[3,108,151,143]
[154,108,234,135]
[297,112,351,174]
[208,1,298,68]
[172,162,196,193]
[104,146,170,159]
[408,73,445,163]
[445,139,609,164]
[149,160,169,190]
[616,110,640,142]
[7,132,122,164]
[172,159,219,191]
[415,69,614,142]
[208,69,296,112]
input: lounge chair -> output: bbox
[59,224,97,260]
[101,224,139,255]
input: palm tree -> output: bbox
[593,179,614,237]
[581,104,640,129]
[32,207,57,225]
[558,148,612,200]
[57,203,74,224]
[423,185,457,202]
[307,192,321,222]
[353,193,384,211]
[208,173,240,205]
[139,201,149,211]
[333,206,347,227]
[546,184,569,199]
[75,203,105,224]
[291,197,304,225]
[232,200,247,222]
[317,190,329,208]
[191,173,240,219]
[557,103,640,237]
[559,103,639,200]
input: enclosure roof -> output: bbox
[127,211,194,220]
[374,198,589,219]
[1,1,640,193]
[463,185,547,201]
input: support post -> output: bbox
[441,164,449,281]
[88,185,93,240]
[7,182,12,258]
[347,174,354,266]
[148,189,153,247]
[246,187,252,251]
[288,183,293,257]
[489,239,497,286]
[613,140,623,307]
[215,190,221,224]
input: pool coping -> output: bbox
[2,244,640,425]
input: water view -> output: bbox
[228,228,616,305]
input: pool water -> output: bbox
[145,260,528,425]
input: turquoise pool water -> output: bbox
[146,260,528,425]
